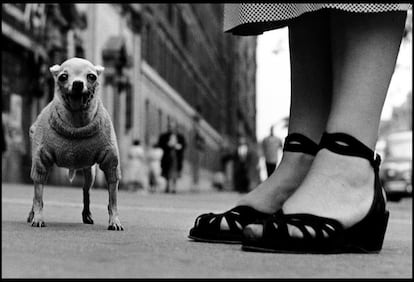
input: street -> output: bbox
[2,182,412,278]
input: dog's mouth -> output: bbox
[63,90,94,111]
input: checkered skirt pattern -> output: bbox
[224,3,412,35]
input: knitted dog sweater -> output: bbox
[30,99,121,184]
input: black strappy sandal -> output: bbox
[241,132,389,253]
[188,133,319,244]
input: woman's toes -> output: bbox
[243,223,264,240]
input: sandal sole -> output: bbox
[188,235,241,244]
[241,244,381,254]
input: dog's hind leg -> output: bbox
[28,182,46,227]
[82,166,95,224]
[106,180,124,231]
[27,207,34,223]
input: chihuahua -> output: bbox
[28,57,123,230]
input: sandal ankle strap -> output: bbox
[283,133,319,156]
[318,132,381,171]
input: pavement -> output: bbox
[1,182,412,278]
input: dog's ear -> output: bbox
[49,65,61,78]
[95,65,105,76]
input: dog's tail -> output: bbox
[68,169,76,183]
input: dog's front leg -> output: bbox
[82,167,95,224]
[107,181,124,231]
[27,182,46,227]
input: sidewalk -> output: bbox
[2,182,412,278]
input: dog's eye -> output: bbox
[58,74,68,82]
[87,74,97,82]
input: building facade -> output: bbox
[2,3,86,183]
[2,3,257,190]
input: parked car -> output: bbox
[380,131,412,202]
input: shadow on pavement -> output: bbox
[2,220,107,232]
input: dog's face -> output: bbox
[50,58,104,111]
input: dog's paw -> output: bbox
[27,210,34,223]
[31,219,46,228]
[108,217,124,231]
[82,214,93,224]
[82,211,94,224]
[108,224,124,231]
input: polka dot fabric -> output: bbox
[224,3,412,35]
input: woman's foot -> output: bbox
[245,148,375,238]
[237,151,314,214]
[189,133,318,243]
[188,151,314,243]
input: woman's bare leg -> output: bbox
[237,10,332,214]
[282,10,407,229]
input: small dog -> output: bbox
[28,57,124,230]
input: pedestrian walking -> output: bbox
[212,171,225,191]
[262,125,282,177]
[189,3,410,253]
[232,136,260,193]
[232,136,250,193]
[147,138,164,193]
[124,139,148,192]
[157,120,186,193]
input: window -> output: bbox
[165,45,171,83]
[75,46,84,58]
[125,84,132,130]
[167,115,171,130]
[167,4,174,23]
[179,14,187,47]
[158,108,163,134]
[161,40,167,79]
[158,35,164,77]
[11,3,26,11]
[145,99,150,145]
[144,24,151,61]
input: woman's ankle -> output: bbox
[236,151,315,213]
[282,149,376,228]
[312,149,374,188]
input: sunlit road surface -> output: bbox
[2,182,412,278]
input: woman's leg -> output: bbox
[237,10,332,214]
[282,10,407,228]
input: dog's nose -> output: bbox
[72,80,84,92]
